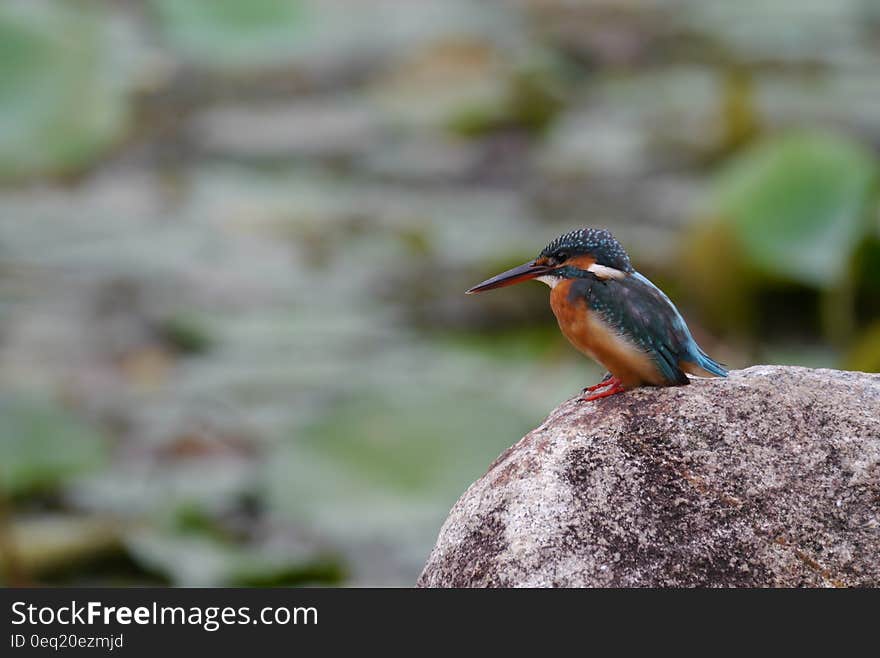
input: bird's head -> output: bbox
[466,228,633,294]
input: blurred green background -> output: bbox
[1,0,879,586]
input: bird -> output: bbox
[466,228,728,401]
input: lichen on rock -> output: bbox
[417,366,880,587]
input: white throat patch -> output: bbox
[537,274,562,288]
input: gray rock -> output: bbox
[418,366,880,587]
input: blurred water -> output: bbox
[1,0,878,586]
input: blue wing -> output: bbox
[568,271,727,385]
[631,272,728,378]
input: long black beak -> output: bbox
[466,260,552,294]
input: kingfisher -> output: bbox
[466,228,728,401]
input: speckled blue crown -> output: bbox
[539,228,633,273]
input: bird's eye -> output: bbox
[554,251,569,263]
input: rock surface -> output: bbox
[417,366,880,587]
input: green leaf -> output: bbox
[0,398,107,496]
[152,0,308,72]
[266,392,534,540]
[710,132,879,287]
[845,321,880,373]
[159,312,215,355]
[125,531,342,587]
[0,2,132,179]
[0,515,121,582]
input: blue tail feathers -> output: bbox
[693,347,728,377]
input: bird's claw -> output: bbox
[579,377,625,402]
[581,375,618,394]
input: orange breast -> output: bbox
[549,279,665,388]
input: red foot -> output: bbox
[579,382,626,402]
[582,376,620,393]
